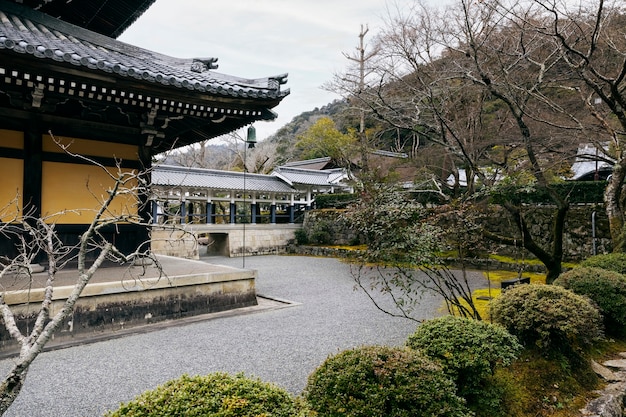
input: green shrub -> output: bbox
[406,315,521,415]
[105,372,310,417]
[304,345,471,417]
[581,253,626,275]
[554,267,626,337]
[315,193,356,209]
[294,228,309,245]
[308,219,334,244]
[490,284,603,356]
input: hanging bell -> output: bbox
[246,125,257,148]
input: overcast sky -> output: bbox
[119,0,425,142]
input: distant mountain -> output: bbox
[157,99,353,171]
[266,99,350,165]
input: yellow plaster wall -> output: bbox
[0,130,24,221]
[0,129,24,150]
[42,162,139,224]
[0,158,23,221]
[41,134,140,224]
[42,134,139,161]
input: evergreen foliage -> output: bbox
[581,253,626,275]
[406,316,521,416]
[490,284,603,357]
[555,267,626,337]
[105,373,310,417]
[304,345,472,417]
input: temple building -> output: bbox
[0,0,289,259]
[148,163,351,258]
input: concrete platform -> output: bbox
[0,255,260,352]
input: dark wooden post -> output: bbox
[23,120,42,218]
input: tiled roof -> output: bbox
[273,166,348,187]
[11,0,157,38]
[571,143,613,180]
[152,165,296,194]
[282,157,333,170]
[0,1,289,101]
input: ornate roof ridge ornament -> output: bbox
[191,57,218,73]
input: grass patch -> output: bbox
[484,270,546,284]
[496,349,601,417]
[488,254,578,270]
[450,270,546,320]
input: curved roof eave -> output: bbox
[0,0,289,103]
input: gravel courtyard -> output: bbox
[0,255,475,417]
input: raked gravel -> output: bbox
[0,255,486,417]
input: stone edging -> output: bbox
[583,354,626,417]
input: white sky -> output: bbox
[119,0,425,141]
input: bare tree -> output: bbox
[218,130,280,174]
[0,140,163,414]
[354,1,516,196]
[325,25,380,171]
[525,0,626,250]
[345,184,483,321]
[361,0,598,282]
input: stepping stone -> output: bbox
[602,359,626,370]
[592,360,623,382]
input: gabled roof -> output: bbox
[273,166,348,187]
[10,0,156,38]
[152,165,295,194]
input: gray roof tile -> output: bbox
[152,165,296,194]
[273,166,348,187]
[0,1,289,100]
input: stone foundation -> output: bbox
[151,226,199,259]
[0,258,257,352]
[151,224,300,259]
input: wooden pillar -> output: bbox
[151,200,159,224]
[230,202,236,224]
[270,204,276,224]
[251,203,257,224]
[206,202,213,224]
[180,200,186,224]
[137,144,152,245]
[23,121,42,218]
[22,121,43,263]
[187,201,194,224]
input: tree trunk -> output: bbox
[484,200,568,283]
[605,160,626,252]
[0,366,26,415]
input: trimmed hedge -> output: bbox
[555,267,626,336]
[314,193,356,209]
[490,284,603,356]
[406,316,521,401]
[304,345,471,417]
[581,253,626,275]
[489,181,606,205]
[105,372,310,417]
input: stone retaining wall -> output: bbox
[152,224,300,259]
[300,204,611,261]
[0,265,257,352]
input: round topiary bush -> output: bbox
[304,345,471,417]
[105,372,310,417]
[554,267,626,337]
[581,253,626,274]
[490,284,603,356]
[406,316,521,402]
